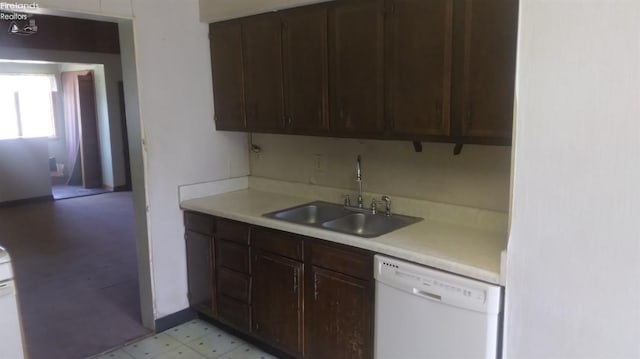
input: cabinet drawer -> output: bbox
[218,295,251,332]
[218,267,251,303]
[217,239,251,274]
[216,217,250,245]
[184,211,214,236]
[310,241,372,280]
[253,227,304,261]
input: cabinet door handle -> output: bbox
[436,102,443,130]
[248,104,257,121]
[313,272,319,301]
[317,108,324,128]
[465,103,473,129]
[293,270,298,293]
[338,99,346,122]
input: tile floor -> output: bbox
[90,319,279,359]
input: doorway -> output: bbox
[0,14,154,359]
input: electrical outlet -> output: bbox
[313,154,326,172]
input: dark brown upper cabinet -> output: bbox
[451,0,519,145]
[210,21,246,131]
[328,0,385,137]
[386,0,454,139]
[282,6,330,135]
[209,0,518,146]
[242,13,286,133]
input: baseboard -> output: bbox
[0,195,54,208]
[114,184,131,192]
[103,184,131,192]
[154,308,196,332]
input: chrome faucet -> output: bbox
[341,155,391,216]
[356,155,363,208]
[381,195,392,216]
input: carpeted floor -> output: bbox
[0,192,150,359]
[51,185,111,200]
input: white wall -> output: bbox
[506,1,640,357]
[117,20,154,328]
[199,0,330,21]
[251,134,511,211]
[130,0,249,318]
[0,138,51,202]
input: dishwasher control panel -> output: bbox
[375,255,501,314]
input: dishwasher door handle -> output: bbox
[412,288,442,301]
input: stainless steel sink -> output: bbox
[321,212,421,238]
[263,201,422,238]
[264,201,350,225]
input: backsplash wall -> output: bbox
[249,134,511,212]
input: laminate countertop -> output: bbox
[181,188,508,285]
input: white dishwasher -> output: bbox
[0,247,26,359]
[374,255,502,359]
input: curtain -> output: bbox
[61,71,85,185]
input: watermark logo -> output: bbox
[8,18,36,35]
[1,2,39,35]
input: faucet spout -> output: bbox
[356,155,362,181]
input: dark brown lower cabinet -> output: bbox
[214,218,253,333]
[217,294,251,332]
[304,244,374,359]
[252,251,304,357]
[184,211,216,317]
[185,230,214,316]
[184,213,374,359]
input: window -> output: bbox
[0,74,57,140]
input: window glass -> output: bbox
[0,74,57,139]
[19,90,55,138]
[0,89,19,139]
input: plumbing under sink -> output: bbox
[263,201,422,238]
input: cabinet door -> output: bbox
[243,13,286,133]
[282,5,329,135]
[329,0,385,136]
[387,0,453,138]
[453,0,518,144]
[210,21,246,131]
[252,251,303,357]
[185,230,214,316]
[305,266,373,359]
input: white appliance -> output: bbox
[0,247,26,359]
[374,255,502,359]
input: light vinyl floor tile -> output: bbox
[154,345,207,359]
[166,320,222,343]
[216,345,278,359]
[92,349,135,359]
[185,330,244,359]
[121,333,182,358]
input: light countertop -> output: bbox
[180,186,508,285]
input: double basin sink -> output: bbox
[263,201,422,238]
